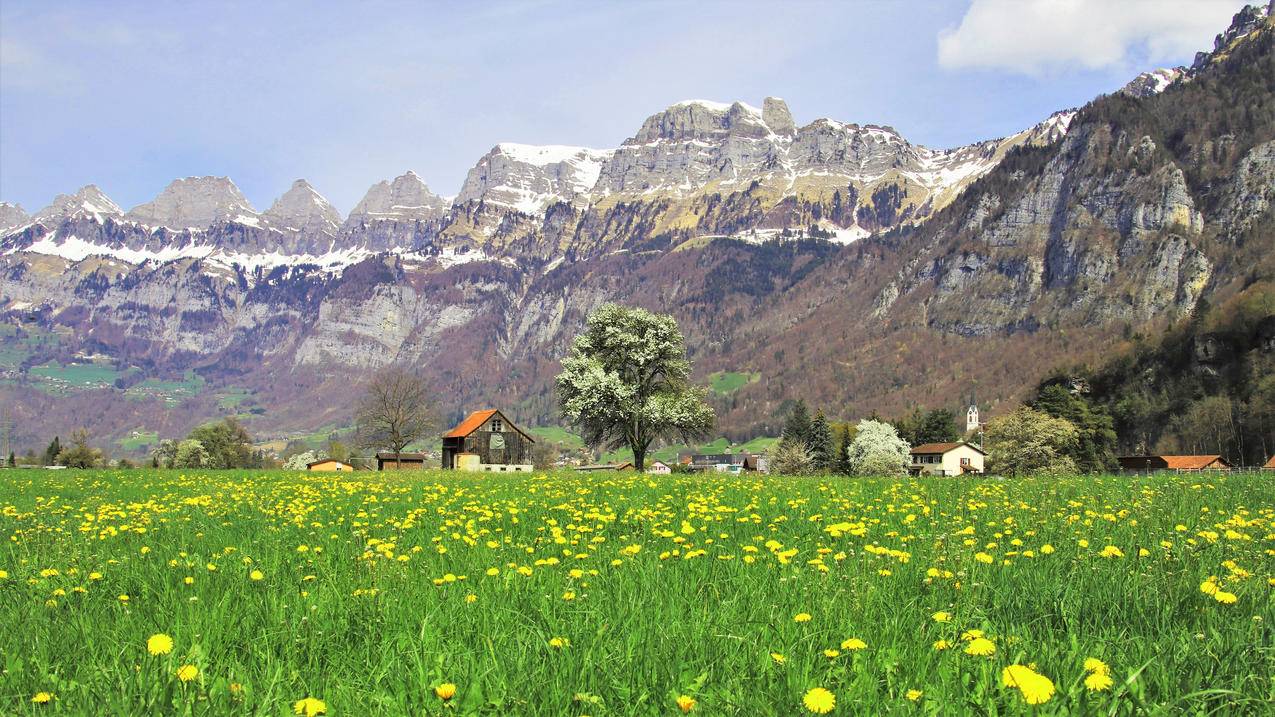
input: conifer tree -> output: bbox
[808,411,834,471]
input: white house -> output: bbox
[909,442,985,476]
[647,460,672,475]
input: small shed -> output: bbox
[376,452,428,470]
[442,409,534,471]
[307,459,354,472]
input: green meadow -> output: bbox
[1,469,1271,715]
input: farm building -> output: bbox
[376,452,428,470]
[647,460,672,474]
[307,459,354,472]
[575,462,635,472]
[686,453,755,473]
[1118,455,1233,472]
[442,409,534,472]
[909,442,985,476]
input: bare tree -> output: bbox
[354,367,438,468]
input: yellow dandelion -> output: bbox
[802,687,836,714]
[435,683,457,700]
[1083,657,1109,675]
[840,637,867,651]
[562,590,576,601]
[770,652,787,664]
[1040,544,1054,554]
[906,689,923,701]
[932,639,951,651]
[117,594,130,603]
[823,649,840,658]
[960,629,984,641]
[1085,671,1114,692]
[486,567,499,576]
[676,694,696,713]
[293,696,327,716]
[931,611,951,623]
[1214,591,1237,604]
[249,569,264,581]
[176,664,199,682]
[32,692,54,704]
[1001,664,1055,704]
[548,636,569,649]
[794,612,812,622]
[964,637,996,657]
[147,633,174,656]
[1098,545,1124,558]
[974,552,994,564]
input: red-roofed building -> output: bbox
[441,409,534,472]
[1118,455,1233,472]
[1264,455,1275,471]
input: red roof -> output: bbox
[1161,455,1230,470]
[1265,455,1275,469]
[910,441,985,455]
[443,409,534,441]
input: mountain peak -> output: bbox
[1192,1,1273,71]
[0,202,30,235]
[264,179,342,234]
[34,185,123,225]
[346,171,449,224]
[1119,68,1186,98]
[127,176,258,229]
[456,144,614,214]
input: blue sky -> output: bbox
[0,0,1250,214]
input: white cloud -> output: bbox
[937,0,1248,74]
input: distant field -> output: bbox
[527,426,585,450]
[124,371,205,406]
[27,361,129,394]
[707,370,760,396]
[2,469,1270,715]
[116,429,159,453]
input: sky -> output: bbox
[0,0,1253,215]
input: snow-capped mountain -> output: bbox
[456,143,613,214]
[0,2,1271,452]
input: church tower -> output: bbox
[965,399,980,433]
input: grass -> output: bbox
[27,361,130,394]
[527,426,585,450]
[1,469,1271,715]
[116,429,159,453]
[707,371,760,396]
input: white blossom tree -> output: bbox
[985,406,1079,477]
[847,419,910,476]
[556,304,715,470]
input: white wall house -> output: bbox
[909,442,985,476]
[647,460,672,474]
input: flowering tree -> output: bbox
[847,419,910,476]
[556,304,714,470]
[985,406,1079,477]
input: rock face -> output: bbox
[0,203,27,234]
[126,177,258,229]
[0,5,1270,447]
[264,179,343,237]
[345,171,449,225]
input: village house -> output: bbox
[441,409,534,472]
[307,458,354,472]
[1118,455,1233,472]
[646,460,672,474]
[376,452,428,470]
[683,452,763,473]
[909,442,985,476]
[575,462,635,472]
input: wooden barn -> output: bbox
[376,452,428,470]
[441,409,534,472]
